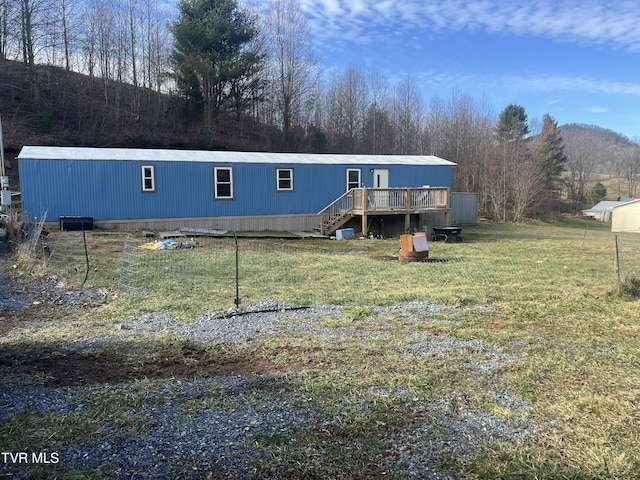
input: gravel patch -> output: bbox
[1,283,540,479]
[0,258,109,312]
[2,376,325,479]
[388,395,539,479]
[403,333,525,373]
[119,300,458,346]
[0,380,89,421]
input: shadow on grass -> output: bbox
[0,338,325,388]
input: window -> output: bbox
[141,165,156,192]
[276,168,293,191]
[214,167,234,199]
[346,168,361,191]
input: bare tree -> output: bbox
[20,0,36,68]
[425,90,496,199]
[79,2,97,78]
[360,68,392,154]
[0,0,7,60]
[510,158,546,222]
[141,0,172,93]
[563,131,601,212]
[324,65,369,153]
[425,96,447,157]
[483,141,511,222]
[263,0,320,150]
[123,0,139,87]
[391,75,424,154]
[620,143,640,198]
[363,101,394,155]
[18,0,56,101]
[99,2,115,79]
[57,0,80,71]
[0,0,22,62]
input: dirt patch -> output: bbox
[370,255,399,262]
[0,254,113,335]
[0,341,332,388]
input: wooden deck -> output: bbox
[319,187,451,235]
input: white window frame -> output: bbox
[346,168,361,191]
[276,168,294,191]
[214,166,234,199]
[141,165,156,192]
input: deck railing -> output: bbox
[318,189,356,234]
[319,187,450,235]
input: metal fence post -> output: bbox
[615,235,621,282]
[82,227,90,286]
[234,231,241,308]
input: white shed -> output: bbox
[612,199,640,233]
[583,198,636,222]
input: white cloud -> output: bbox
[511,75,640,96]
[300,0,640,52]
[415,70,640,98]
[584,106,609,113]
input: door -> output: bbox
[372,169,389,188]
[371,169,389,208]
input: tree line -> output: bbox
[2,0,639,221]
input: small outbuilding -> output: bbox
[582,198,636,222]
[612,199,640,233]
[18,147,456,234]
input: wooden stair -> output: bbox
[318,189,358,236]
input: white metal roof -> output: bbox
[612,198,640,209]
[18,146,456,166]
[583,199,637,214]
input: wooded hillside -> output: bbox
[3,56,639,219]
[2,0,639,220]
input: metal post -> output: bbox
[234,231,241,309]
[0,115,5,178]
[615,235,621,282]
[0,114,8,213]
[583,223,589,242]
[82,226,90,286]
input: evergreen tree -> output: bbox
[590,181,607,204]
[171,0,261,125]
[496,104,529,142]
[535,114,566,184]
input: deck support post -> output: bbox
[362,213,368,236]
[405,188,411,231]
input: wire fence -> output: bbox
[118,235,332,309]
[13,224,640,310]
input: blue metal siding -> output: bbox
[19,159,453,221]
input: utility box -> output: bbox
[1,190,10,206]
[60,216,94,231]
[335,228,355,240]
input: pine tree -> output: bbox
[535,114,566,186]
[496,104,529,143]
[171,0,261,125]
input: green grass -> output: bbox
[4,219,640,479]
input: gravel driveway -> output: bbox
[1,259,541,479]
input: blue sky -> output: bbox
[283,0,640,139]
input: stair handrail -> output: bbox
[318,189,358,234]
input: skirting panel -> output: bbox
[88,214,321,232]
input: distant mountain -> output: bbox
[559,123,637,174]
